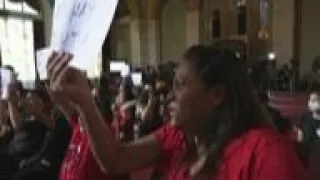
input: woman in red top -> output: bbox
[46,85,126,180]
[48,45,306,180]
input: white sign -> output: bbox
[121,64,130,77]
[110,61,130,77]
[1,68,13,100]
[36,48,52,80]
[51,0,118,71]
[131,72,142,86]
[110,61,126,72]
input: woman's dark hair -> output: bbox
[138,90,149,105]
[122,81,135,101]
[274,116,293,134]
[98,75,113,122]
[258,91,269,104]
[182,45,269,174]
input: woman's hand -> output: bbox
[45,83,69,106]
[45,84,74,120]
[47,52,92,106]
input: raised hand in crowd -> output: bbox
[7,82,24,131]
[45,83,74,120]
[47,52,92,106]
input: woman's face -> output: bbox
[172,61,224,134]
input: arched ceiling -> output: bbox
[114,0,130,18]
[9,0,129,20]
[8,0,42,11]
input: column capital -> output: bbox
[125,0,169,20]
[139,0,169,20]
[125,0,140,18]
[186,0,202,11]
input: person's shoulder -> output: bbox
[238,126,298,157]
[242,126,286,145]
[224,126,289,156]
[224,126,294,161]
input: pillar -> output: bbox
[40,0,53,46]
[186,0,201,47]
[129,18,142,67]
[247,0,261,62]
[143,18,161,66]
[139,0,165,66]
[125,0,168,67]
[125,0,141,66]
[272,0,295,67]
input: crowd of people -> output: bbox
[1,45,319,180]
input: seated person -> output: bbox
[14,87,72,180]
[300,91,320,144]
[293,91,320,167]
[0,87,51,178]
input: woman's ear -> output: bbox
[209,85,226,107]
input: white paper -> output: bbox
[51,0,118,71]
[36,48,52,80]
[0,68,13,100]
[121,64,130,77]
[110,61,126,72]
[131,72,142,86]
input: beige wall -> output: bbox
[300,0,320,74]
[160,0,186,63]
[272,0,295,67]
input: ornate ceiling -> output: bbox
[8,0,42,11]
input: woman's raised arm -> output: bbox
[79,95,161,173]
[47,52,163,173]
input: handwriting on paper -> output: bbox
[51,0,119,71]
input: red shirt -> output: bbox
[112,105,134,142]
[154,124,306,180]
[59,115,117,180]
